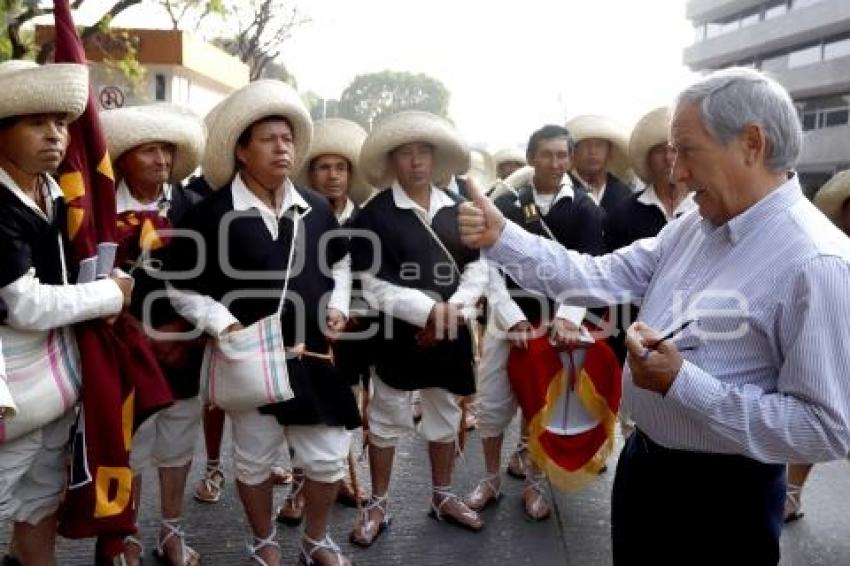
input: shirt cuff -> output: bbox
[406,293,437,328]
[493,300,527,331]
[93,278,126,317]
[485,220,526,266]
[327,293,350,319]
[555,305,585,327]
[664,359,723,416]
[204,303,240,337]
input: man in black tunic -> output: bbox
[349,111,490,544]
[465,125,607,521]
[166,80,359,566]
[0,60,132,566]
[101,102,206,566]
[566,114,634,218]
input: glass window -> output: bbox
[740,12,760,28]
[788,44,822,68]
[824,109,849,127]
[792,0,823,9]
[706,22,725,39]
[760,53,788,72]
[155,74,166,101]
[694,24,707,42]
[825,36,850,60]
[765,1,789,19]
[801,112,817,131]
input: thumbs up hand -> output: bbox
[458,175,507,249]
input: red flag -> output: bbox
[51,0,172,557]
[508,334,622,490]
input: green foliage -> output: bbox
[338,70,450,131]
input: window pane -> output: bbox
[788,44,821,68]
[802,113,817,130]
[825,37,850,60]
[766,2,788,19]
[740,13,760,28]
[706,22,725,38]
[760,53,788,72]
[792,0,823,9]
[824,109,849,127]
[694,24,707,42]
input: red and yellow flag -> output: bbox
[52,0,172,557]
[508,334,622,490]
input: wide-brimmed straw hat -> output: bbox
[0,60,88,121]
[202,79,312,190]
[493,147,527,170]
[566,114,631,181]
[101,103,206,183]
[814,170,850,228]
[628,107,672,184]
[295,118,374,205]
[359,110,469,189]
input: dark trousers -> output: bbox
[612,429,785,566]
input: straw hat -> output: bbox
[493,147,527,170]
[359,110,469,188]
[814,170,850,227]
[466,148,497,190]
[101,103,206,183]
[566,114,631,181]
[0,60,88,121]
[295,118,374,205]
[201,79,312,190]
[628,107,672,184]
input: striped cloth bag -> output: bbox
[0,326,81,442]
[201,211,301,412]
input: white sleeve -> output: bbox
[166,283,239,338]
[448,258,490,314]
[328,253,352,318]
[359,272,436,328]
[486,267,527,331]
[0,269,123,331]
[555,305,586,327]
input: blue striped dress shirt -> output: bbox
[486,175,850,463]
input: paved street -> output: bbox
[3,422,849,564]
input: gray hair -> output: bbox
[676,67,802,172]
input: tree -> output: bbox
[212,0,307,81]
[158,0,224,30]
[338,70,450,131]
[0,0,143,63]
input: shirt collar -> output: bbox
[391,180,455,221]
[530,173,574,204]
[724,173,803,245]
[0,166,63,222]
[637,184,697,222]
[116,179,172,214]
[337,198,355,224]
[231,173,310,239]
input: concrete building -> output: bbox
[36,27,249,118]
[684,0,850,196]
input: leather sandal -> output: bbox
[193,461,225,504]
[429,487,483,531]
[153,518,200,565]
[506,439,529,480]
[784,483,805,523]
[336,477,368,508]
[463,474,502,512]
[350,495,391,547]
[522,474,551,521]
[247,527,280,566]
[276,471,306,526]
[299,533,352,566]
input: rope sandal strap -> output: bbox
[247,526,280,566]
[431,485,457,518]
[475,474,502,499]
[284,472,306,502]
[158,518,195,566]
[301,533,345,566]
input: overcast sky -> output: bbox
[98,0,698,150]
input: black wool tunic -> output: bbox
[166,183,360,429]
[349,188,479,396]
[0,182,71,296]
[495,184,606,324]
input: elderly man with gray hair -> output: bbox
[456,67,850,565]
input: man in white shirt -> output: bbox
[458,68,850,565]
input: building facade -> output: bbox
[36,27,249,119]
[684,0,850,196]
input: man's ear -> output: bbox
[739,123,768,167]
